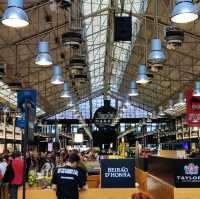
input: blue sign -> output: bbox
[16,119,26,129]
[17,89,37,110]
[17,90,37,141]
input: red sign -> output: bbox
[186,89,200,127]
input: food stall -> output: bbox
[136,150,200,199]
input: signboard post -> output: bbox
[101,159,135,188]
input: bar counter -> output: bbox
[18,188,138,199]
[147,154,200,199]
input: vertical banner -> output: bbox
[17,90,37,141]
[101,159,135,188]
[186,89,200,127]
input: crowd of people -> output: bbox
[0,148,152,199]
[0,148,98,199]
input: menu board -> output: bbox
[101,159,135,188]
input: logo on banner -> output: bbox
[177,163,200,183]
[184,163,199,175]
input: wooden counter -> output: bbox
[135,167,148,192]
[147,174,200,199]
[18,188,138,199]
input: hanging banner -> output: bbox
[16,89,37,141]
[93,100,117,130]
[186,89,200,127]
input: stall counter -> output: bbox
[18,188,138,199]
[147,155,200,199]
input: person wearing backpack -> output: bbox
[9,152,24,199]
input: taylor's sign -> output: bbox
[175,159,200,188]
[101,159,135,188]
[186,89,200,127]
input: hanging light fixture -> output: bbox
[61,81,70,98]
[136,64,149,84]
[128,80,139,96]
[51,65,64,85]
[124,95,130,107]
[148,38,166,66]
[35,41,53,66]
[2,0,29,28]
[158,106,165,117]
[168,99,174,111]
[151,110,157,119]
[171,0,198,24]
[174,92,185,107]
[193,81,200,96]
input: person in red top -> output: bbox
[10,151,24,199]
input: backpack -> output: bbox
[3,161,14,183]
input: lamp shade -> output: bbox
[171,0,198,23]
[193,81,200,96]
[51,65,64,85]
[61,81,70,98]
[158,106,165,116]
[136,64,149,84]
[148,38,166,65]
[2,0,29,28]
[174,92,185,107]
[129,80,139,96]
[124,95,130,107]
[35,41,53,66]
[168,99,174,111]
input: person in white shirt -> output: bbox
[0,156,7,177]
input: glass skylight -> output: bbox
[83,0,109,92]
[83,0,148,94]
[110,0,148,93]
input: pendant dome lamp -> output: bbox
[124,95,130,107]
[167,99,174,111]
[148,38,166,65]
[61,81,70,98]
[2,0,29,28]
[136,64,149,84]
[193,81,200,96]
[174,92,185,107]
[128,80,139,97]
[171,0,198,24]
[51,65,64,85]
[158,106,165,116]
[35,41,53,66]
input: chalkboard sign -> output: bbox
[101,159,135,188]
[175,159,200,188]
